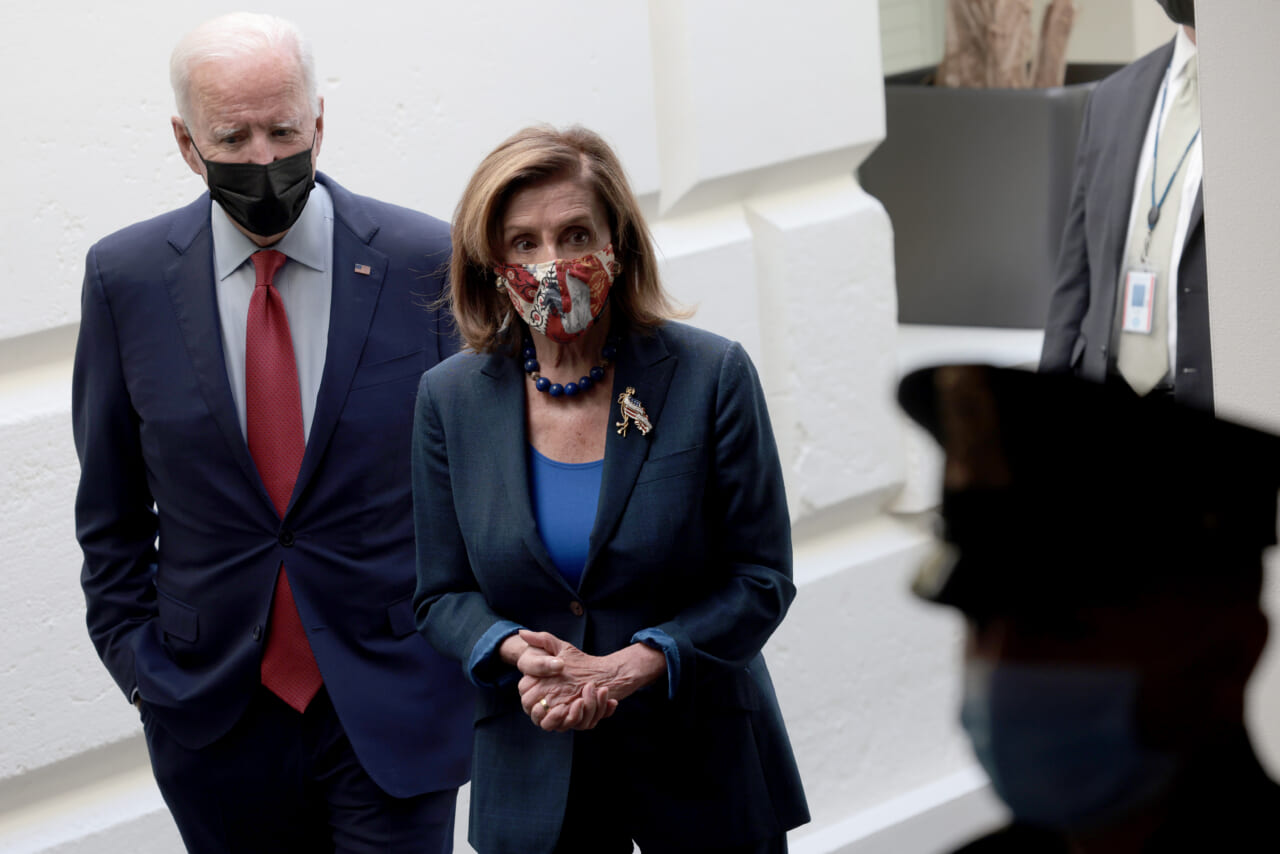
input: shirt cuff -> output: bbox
[631,628,680,700]
[467,620,526,688]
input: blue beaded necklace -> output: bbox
[522,337,618,398]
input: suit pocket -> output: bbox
[635,444,705,485]
[474,685,519,723]
[386,594,417,638]
[699,667,760,711]
[351,348,427,391]
[1070,335,1087,370]
[157,589,198,643]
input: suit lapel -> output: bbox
[162,199,276,515]
[1101,41,1177,288]
[582,328,676,584]
[289,190,386,514]
[481,352,566,587]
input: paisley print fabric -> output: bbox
[494,245,620,342]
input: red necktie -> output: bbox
[247,249,323,713]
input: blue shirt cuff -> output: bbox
[631,628,680,700]
[467,620,526,688]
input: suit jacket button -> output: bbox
[569,601,585,617]
[252,625,263,642]
[278,530,295,547]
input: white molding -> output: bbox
[791,767,1006,854]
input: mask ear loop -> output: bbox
[184,125,206,161]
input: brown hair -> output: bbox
[449,125,687,353]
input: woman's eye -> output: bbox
[513,239,535,252]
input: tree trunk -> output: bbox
[1034,0,1077,87]
[937,0,1076,89]
[938,0,1033,88]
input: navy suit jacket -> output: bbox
[412,322,809,853]
[73,173,472,798]
[1040,40,1212,411]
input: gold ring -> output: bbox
[540,697,549,709]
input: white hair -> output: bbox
[170,12,320,123]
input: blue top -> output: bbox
[527,446,603,589]
[466,446,681,696]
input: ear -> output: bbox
[311,97,325,169]
[172,117,206,180]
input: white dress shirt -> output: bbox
[210,183,334,442]
[1119,27,1201,376]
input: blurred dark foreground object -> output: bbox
[898,363,1280,614]
[898,363,1280,853]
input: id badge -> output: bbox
[1121,269,1157,334]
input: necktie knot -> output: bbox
[251,249,288,288]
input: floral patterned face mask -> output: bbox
[494,244,621,343]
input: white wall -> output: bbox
[1197,0,1280,779]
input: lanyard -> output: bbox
[1143,68,1201,260]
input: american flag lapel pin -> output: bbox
[354,263,372,276]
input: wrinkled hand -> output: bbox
[514,630,620,732]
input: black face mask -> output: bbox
[1156,0,1194,27]
[191,132,316,237]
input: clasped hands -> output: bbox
[501,629,665,733]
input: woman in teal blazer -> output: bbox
[412,126,809,854]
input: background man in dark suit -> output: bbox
[72,12,470,852]
[900,363,1280,853]
[1040,1,1209,410]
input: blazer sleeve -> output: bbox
[652,342,796,698]
[411,370,509,677]
[72,245,159,701]
[1040,90,1097,374]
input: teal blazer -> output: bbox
[413,321,809,852]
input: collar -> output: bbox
[211,181,333,281]
[1170,26,1197,84]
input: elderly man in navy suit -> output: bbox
[72,12,470,853]
[1040,1,1208,410]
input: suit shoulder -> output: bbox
[89,198,204,262]
[420,349,490,397]
[356,193,449,236]
[653,321,738,361]
[1092,40,1173,100]
[326,177,450,253]
[655,322,762,391]
[86,196,209,289]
